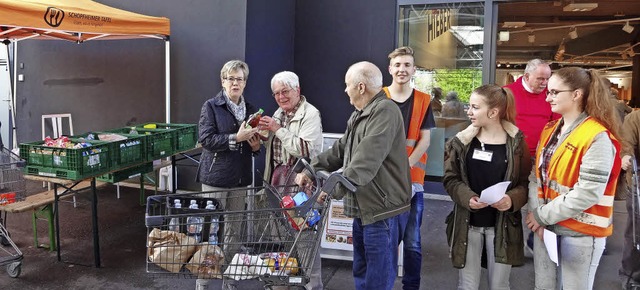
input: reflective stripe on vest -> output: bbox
[535,117,620,237]
[383,87,431,183]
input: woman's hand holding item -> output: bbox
[469,196,489,210]
[491,195,513,211]
[236,121,259,142]
[247,135,260,151]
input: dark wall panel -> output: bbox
[294,0,397,133]
[16,39,164,142]
[245,0,296,183]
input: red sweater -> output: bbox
[504,77,560,155]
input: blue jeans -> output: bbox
[353,216,397,290]
[394,192,424,289]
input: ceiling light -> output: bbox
[568,27,578,39]
[498,31,510,42]
[563,3,598,12]
[528,33,536,43]
[623,21,634,34]
[503,21,526,28]
[614,12,626,17]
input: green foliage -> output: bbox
[434,69,482,103]
[413,69,482,104]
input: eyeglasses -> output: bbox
[546,89,574,98]
[272,88,291,97]
[224,77,245,83]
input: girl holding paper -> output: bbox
[444,84,531,290]
[525,67,621,290]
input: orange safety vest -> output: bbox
[383,87,431,183]
[535,117,620,237]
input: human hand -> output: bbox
[491,195,513,212]
[535,227,544,240]
[247,134,260,151]
[295,172,312,188]
[236,121,258,142]
[525,211,542,232]
[317,191,329,204]
[469,196,489,210]
[622,155,633,172]
[259,116,282,132]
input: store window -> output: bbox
[398,2,486,178]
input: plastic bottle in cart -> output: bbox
[205,201,218,245]
[169,199,182,232]
[186,200,204,242]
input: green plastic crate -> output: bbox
[97,162,153,183]
[73,132,147,168]
[19,138,111,180]
[107,127,174,160]
[139,123,197,152]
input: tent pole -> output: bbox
[11,40,17,149]
[165,39,170,124]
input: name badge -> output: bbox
[472,149,493,162]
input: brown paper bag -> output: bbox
[147,228,198,273]
[185,243,225,279]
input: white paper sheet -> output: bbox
[478,181,511,204]
[543,229,559,266]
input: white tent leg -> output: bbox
[165,40,170,124]
[11,40,17,149]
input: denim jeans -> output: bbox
[533,232,605,290]
[353,216,397,290]
[394,191,424,290]
[458,226,511,290]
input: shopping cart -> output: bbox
[0,145,27,278]
[144,159,354,289]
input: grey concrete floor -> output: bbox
[0,181,629,289]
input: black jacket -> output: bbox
[197,90,257,187]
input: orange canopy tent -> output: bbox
[0,0,169,41]
[0,0,171,147]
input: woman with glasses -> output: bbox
[525,67,622,290]
[197,60,260,290]
[443,84,530,290]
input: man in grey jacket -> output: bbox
[296,61,411,290]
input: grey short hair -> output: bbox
[348,62,383,92]
[524,59,549,74]
[271,71,300,91]
[220,60,249,80]
[446,91,458,101]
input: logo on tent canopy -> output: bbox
[44,7,65,27]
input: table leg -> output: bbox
[91,178,101,268]
[171,155,176,194]
[54,183,61,262]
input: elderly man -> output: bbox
[503,58,559,256]
[258,71,324,290]
[296,61,412,290]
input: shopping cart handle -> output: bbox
[321,172,356,193]
[292,158,314,176]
